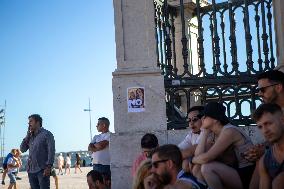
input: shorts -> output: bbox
[237,164,255,189]
[8,172,16,184]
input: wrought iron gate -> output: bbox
[154,0,276,129]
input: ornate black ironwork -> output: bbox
[154,0,276,129]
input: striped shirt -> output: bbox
[20,127,55,173]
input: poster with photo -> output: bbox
[127,87,145,112]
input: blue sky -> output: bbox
[0,1,116,154]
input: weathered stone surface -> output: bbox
[111,166,133,189]
[112,73,167,133]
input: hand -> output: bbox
[243,144,265,162]
[25,127,32,139]
[88,143,96,152]
[144,173,162,189]
[43,167,51,177]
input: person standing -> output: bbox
[1,150,14,185]
[7,149,21,189]
[20,114,55,189]
[74,153,82,174]
[57,153,64,175]
[64,153,71,175]
[88,117,111,179]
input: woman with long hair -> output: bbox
[74,153,82,173]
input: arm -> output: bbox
[259,156,271,189]
[88,140,109,152]
[7,158,19,169]
[20,132,31,153]
[194,129,210,156]
[243,143,266,162]
[44,132,55,176]
[193,128,236,164]
[181,144,197,159]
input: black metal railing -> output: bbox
[154,0,276,129]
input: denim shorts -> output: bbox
[8,172,16,184]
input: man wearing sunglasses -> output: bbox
[257,70,284,109]
[178,106,204,173]
[145,144,200,189]
[244,70,284,188]
[248,70,284,161]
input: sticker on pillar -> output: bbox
[127,87,145,112]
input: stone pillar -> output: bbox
[111,0,167,188]
[273,0,284,71]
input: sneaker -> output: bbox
[1,181,5,185]
[16,177,22,180]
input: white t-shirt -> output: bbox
[65,156,71,165]
[91,132,111,165]
[57,155,64,166]
[178,130,200,150]
[7,157,18,174]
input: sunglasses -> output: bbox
[186,114,202,123]
[152,159,169,168]
[257,83,279,93]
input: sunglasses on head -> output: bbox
[257,83,279,93]
[151,159,169,168]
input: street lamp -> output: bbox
[84,98,93,141]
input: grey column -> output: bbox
[111,0,167,188]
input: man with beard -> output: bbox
[257,70,284,109]
[244,70,284,188]
[252,103,284,189]
[20,114,55,189]
[146,144,200,189]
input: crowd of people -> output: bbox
[131,70,284,189]
[1,69,284,189]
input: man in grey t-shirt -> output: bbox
[20,114,55,189]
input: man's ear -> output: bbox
[167,159,174,169]
[275,83,283,93]
[95,180,100,186]
[280,113,284,124]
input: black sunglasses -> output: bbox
[257,83,279,93]
[186,114,203,123]
[152,159,169,168]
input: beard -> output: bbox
[159,171,172,185]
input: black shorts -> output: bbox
[237,164,255,189]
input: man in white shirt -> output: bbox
[179,106,204,173]
[88,117,111,180]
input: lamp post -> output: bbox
[84,98,93,141]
